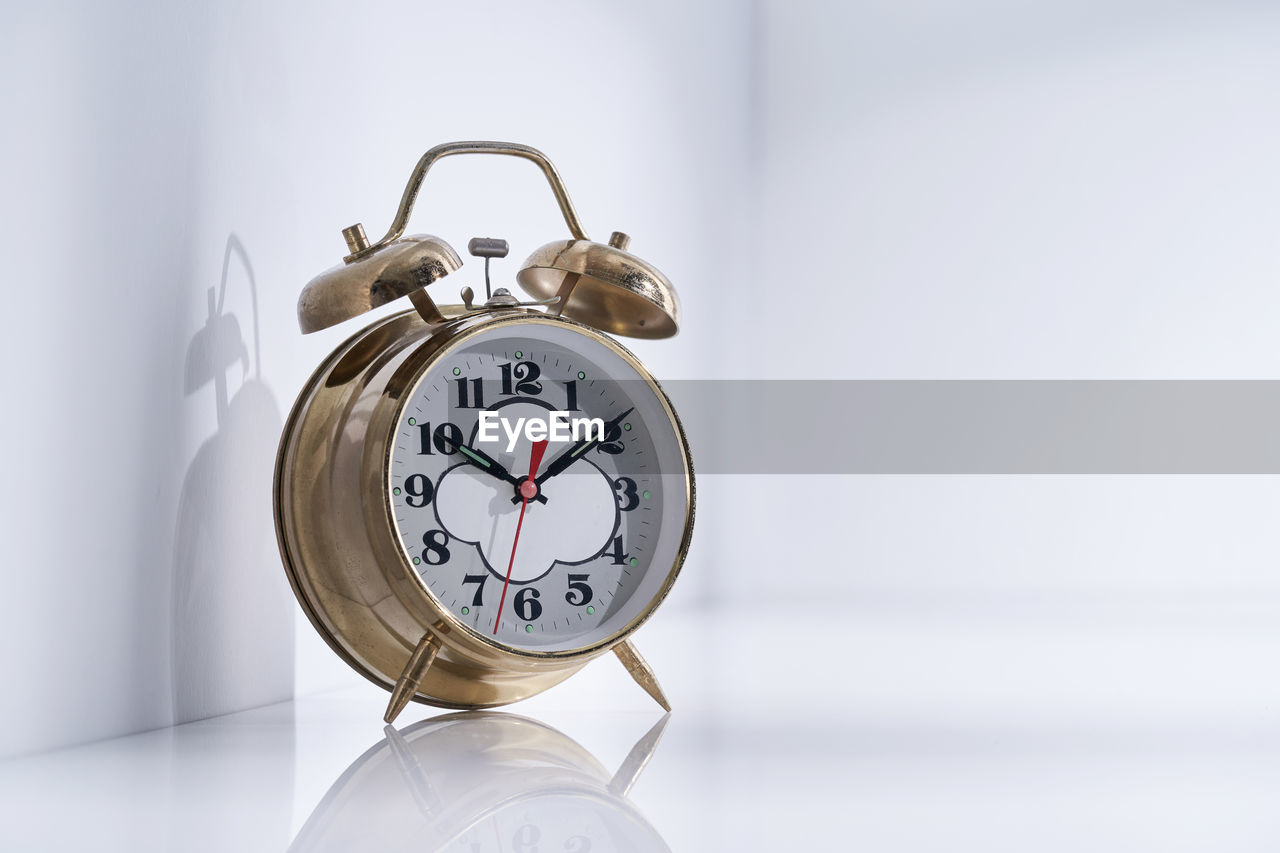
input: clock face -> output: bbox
[387,317,691,653]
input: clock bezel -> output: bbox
[373,311,695,663]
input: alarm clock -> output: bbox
[274,142,694,723]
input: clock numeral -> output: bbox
[453,377,485,409]
[417,421,464,455]
[421,529,451,565]
[596,419,625,455]
[514,587,542,621]
[461,574,487,607]
[403,474,434,507]
[613,477,639,511]
[562,379,579,411]
[604,535,630,566]
[513,825,541,853]
[564,837,591,853]
[565,574,593,606]
[499,361,542,396]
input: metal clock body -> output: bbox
[274,142,693,722]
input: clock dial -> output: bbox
[387,318,690,653]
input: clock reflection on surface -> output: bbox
[290,713,671,852]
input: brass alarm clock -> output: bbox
[274,142,694,723]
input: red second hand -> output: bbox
[494,439,549,635]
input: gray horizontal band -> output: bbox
[658,380,1280,474]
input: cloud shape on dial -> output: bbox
[434,445,618,584]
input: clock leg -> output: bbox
[613,639,672,712]
[383,724,442,816]
[384,631,441,724]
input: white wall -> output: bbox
[743,0,1280,380]
[0,0,746,758]
[704,0,1280,610]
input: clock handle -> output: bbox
[348,141,590,262]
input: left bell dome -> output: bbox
[297,234,462,333]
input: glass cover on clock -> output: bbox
[387,318,689,653]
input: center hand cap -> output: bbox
[518,479,539,501]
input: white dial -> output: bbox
[387,317,690,653]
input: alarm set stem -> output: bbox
[467,237,509,300]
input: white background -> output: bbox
[3,0,1279,784]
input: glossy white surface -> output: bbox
[4,605,1279,851]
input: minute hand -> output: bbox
[535,407,634,486]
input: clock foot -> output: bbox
[384,632,441,724]
[383,724,442,815]
[613,639,671,712]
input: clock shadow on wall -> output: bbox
[173,234,295,723]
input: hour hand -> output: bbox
[455,441,549,504]
[512,406,634,503]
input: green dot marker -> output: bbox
[461,606,470,615]
[452,367,461,375]
[642,490,650,499]
[412,557,420,565]
[577,371,585,380]
[586,605,595,615]
[408,417,416,426]
[624,423,632,431]
[629,557,639,567]
[525,624,533,633]
[393,487,401,495]
[515,351,523,359]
